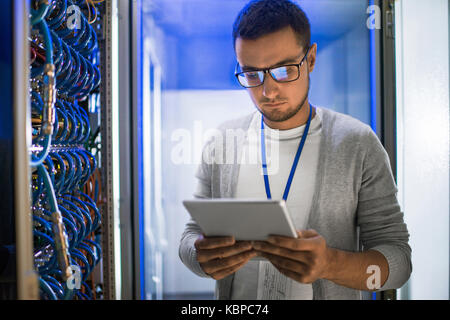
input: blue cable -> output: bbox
[78,192,100,231]
[77,150,92,186]
[42,274,65,299]
[44,155,56,186]
[58,206,78,240]
[53,103,69,143]
[33,215,52,233]
[39,277,58,300]
[69,58,90,97]
[60,199,86,243]
[37,20,53,65]
[50,152,66,194]
[84,150,97,172]
[63,47,82,92]
[53,104,60,138]
[59,152,75,193]
[63,102,79,144]
[62,111,76,145]
[92,64,101,90]
[37,163,58,212]
[31,91,43,111]
[46,0,67,29]
[67,196,93,235]
[81,281,93,299]
[74,102,91,144]
[85,239,102,265]
[56,42,73,86]
[70,249,90,281]
[67,150,82,189]
[76,290,89,300]
[63,216,77,249]
[30,1,50,26]
[77,243,96,275]
[75,59,97,98]
[70,15,88,48]
[31,0,102,299]
[30,135,51,167]
[70,106,85,144]
[51,30,63,69]
[33,230,58,275]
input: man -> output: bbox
[179,0,411,300]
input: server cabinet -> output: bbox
[0,0,121,300]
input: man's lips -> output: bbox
[263,102,286,108]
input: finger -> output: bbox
[195,235,235,250]
[297,229,319,239]
[274,265,310,284]
[201,250,257,275]
[202,250,257,274]
[210,257,251,280]
[258,251,307,275]
[197,241,253,263]
[252,241,310,264]
[267,235,317,251]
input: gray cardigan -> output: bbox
[179,106,412,300]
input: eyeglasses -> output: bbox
[235,47,310,88]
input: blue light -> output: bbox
[136,0,146,300]
[369,0,377,133]
[0,0,13,139]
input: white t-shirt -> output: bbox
[232,106,323,300]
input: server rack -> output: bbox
[99,0,121,300]
[0,0,121,300]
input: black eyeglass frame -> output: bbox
[235,46,311,88]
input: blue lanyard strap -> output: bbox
[261,104,314,201]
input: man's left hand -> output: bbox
[252,229,333,284]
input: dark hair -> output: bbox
[232,0,311,51]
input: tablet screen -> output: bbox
[183,199,298,241]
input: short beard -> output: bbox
[260,75,310,123]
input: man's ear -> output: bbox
[307,43,317,73]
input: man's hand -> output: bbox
[252,229,332,284]
[195,235,257,280]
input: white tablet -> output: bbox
[182,198,298,241]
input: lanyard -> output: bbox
[261,104,314,201]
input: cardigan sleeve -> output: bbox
[356,129,412,291]
[178,139,214,278]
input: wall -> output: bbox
[395,0,449,300]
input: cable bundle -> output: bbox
[29,0,104,300]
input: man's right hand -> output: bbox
[194,235,257,280]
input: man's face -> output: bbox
[235,27,316,127]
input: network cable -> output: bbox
[29,0,104,300]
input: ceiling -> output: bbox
[140,0,370,90]
[142,0,367,40]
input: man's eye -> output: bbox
[286,67,296,74]
[278,66,295,74]
[272,66,297,80]
[246,72,259,79]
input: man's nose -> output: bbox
[262,73,279,99]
